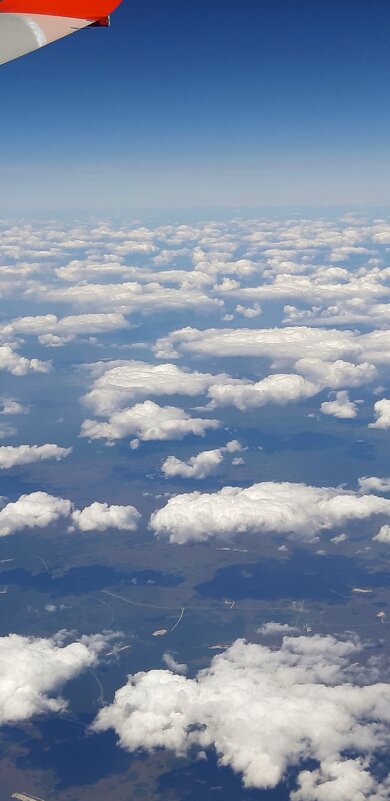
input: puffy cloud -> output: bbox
[0,492,140,537]
[31,280,222,316]
[208,374,317,411]
[0,344,50,375]
[149,481,390,544]
[81,401,219,443]
[0,312,130,347]
[358,476,390,494]
[162,449,224,480]
[153,326,388,378]
[292,757,390,801]
[153,326,358,363]
[83,357,366,421]
[72,501,140,532]
[0,492,72,537]
[0,444,72,470]
[373,525,390,543]
[258,622,300,636]
[0,397,28,415]
[235,303,262,318]
[92,634,390,798]
[161,441,243,480]
[369,399,390,429]
[82,360,229,417]
[320,391,358,419]
[0,631,111,725]
[295,358,376,389]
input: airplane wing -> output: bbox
[0,0,123,65]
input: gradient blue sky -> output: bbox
[2,0,390,213]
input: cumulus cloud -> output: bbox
[0,312,130,347]
[0,444,72,470]
[320,391,358,419]
[161,440,243,479]
[32,280,223,316]
[0,492,72,537]
[369,399,390,429]
[295,358,376,388]
[373,525,390,543]
[82,360,230,417]
[80,400,219,442]
[358,476,390,494]
[0,492,140,537]
[153,326,387,381]
[0,630,111,725]
[92,634,390,799]
[0,397,28,415]
[0,344,50,375]
[71,501,140,532]
[149,481,390,544]
[153,326,357,363]
[292,757,390,801]
[258,622,300,636]
[235,303,262,318]
[208,374,317,411]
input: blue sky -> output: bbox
[2,0,390,212]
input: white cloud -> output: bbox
[92,634,390,799]
[72,501,140,532]
[373,525,390,543]
[320,391,358,419]
[161,441,243,480]
[295,358,376,388]
[0,313,129,347]
[0,344,51,376]
[162,449,224,479]
[149,481,390,544]
[82,361,230,417]
[0,630,111,725]
[0,444,72,470]
[0,492,140,537]
[369,399,390,429]
[81,400,219,442]
[162,652,188,674]
[330,533,347,544]
[153,326,357,363]
[0,492,72,537]
[235,304,262,318]
[152,326,388,379]
[358,476,390,494]
[0,397,28,415]
[292,757,390,801]
[31,280,223,316]
[258,622,300,636]
[208,374,317,411]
